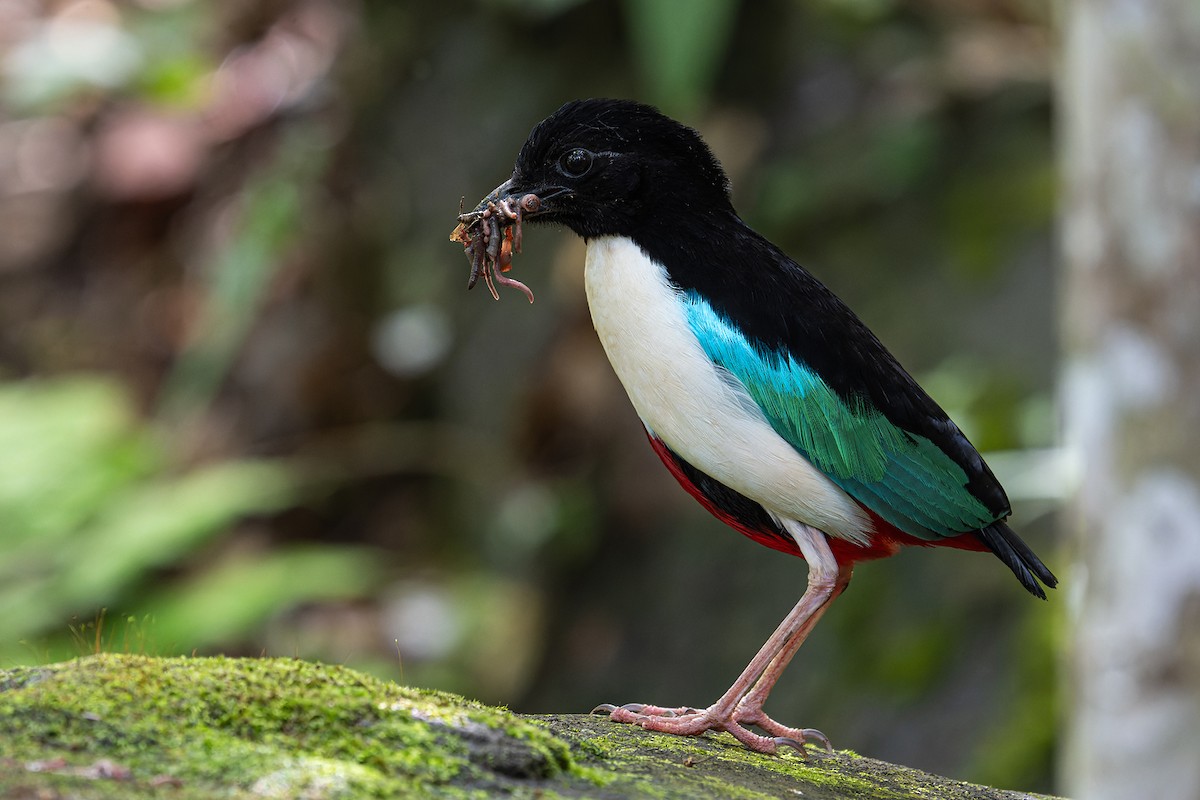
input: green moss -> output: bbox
[0,654,571,799]
[0,656,1060,799]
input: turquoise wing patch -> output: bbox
[683,293,995,540]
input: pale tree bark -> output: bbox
[1061,2,1200,799]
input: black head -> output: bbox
[483,99,734,239]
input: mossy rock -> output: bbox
[0,654,1060,799]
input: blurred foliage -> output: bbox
[158,128,329,417]
[0,376,379,664]
[0,0,1060,793]
[623,0,739,117]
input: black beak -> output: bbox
[461,178,548,222]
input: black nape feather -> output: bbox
[975,521,1058,600]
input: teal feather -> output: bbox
[683,293,994,540]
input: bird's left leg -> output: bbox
[731,520,852,747]
[596,522,850,754]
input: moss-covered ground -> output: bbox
[0,655,1061,799]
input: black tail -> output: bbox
[975,521,1058,600]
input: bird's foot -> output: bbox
[590,701,831,756]
[591,702,701,718]
[732,704,832,753]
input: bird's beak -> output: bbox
[461,178,549,221]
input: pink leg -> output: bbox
[596,522,853,755]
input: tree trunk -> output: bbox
[1061,2,1200,799]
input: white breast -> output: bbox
[583,235,871,544]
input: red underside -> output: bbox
[645,433,988,567]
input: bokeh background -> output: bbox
[0,0,1061,793]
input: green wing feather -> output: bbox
[684,294,996,540]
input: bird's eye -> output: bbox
[558,148,594,178]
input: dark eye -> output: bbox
[558,148,594,178]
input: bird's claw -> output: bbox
[771,729,832,758]
[592,702,648,714]
[800,727,833,754]
[772,737,809,757]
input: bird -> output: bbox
[461,98,1057,756]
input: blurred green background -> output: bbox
[0,0,1059,793]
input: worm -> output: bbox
[450,192,539,304]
